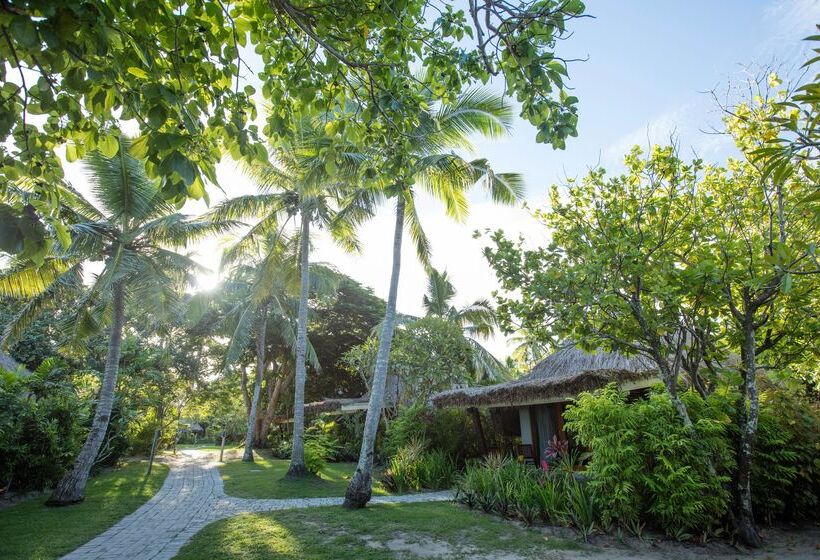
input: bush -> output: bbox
[564,384,732,537]
[383,439,458,492]
[753,386,820,523]
[0,362,87,491]
[382,404,487,463]
[273,419,338,473]
[455,454,588,532]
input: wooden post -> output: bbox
[467,407,488,455]
[219,431,226,462]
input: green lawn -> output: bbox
[175,502,581,559]
[0,460,169,560]
[219,451,389,499]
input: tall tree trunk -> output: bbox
[243,304,268,462]
[253,359,274,446]
[345,196,405,508]
[146,405,164,476]
[47,282,126,506]
[734,312,762,547]
[258,369,293,447]
[287,213,311,478]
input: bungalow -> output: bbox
[430,343,658,464]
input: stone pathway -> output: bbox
[61,450,452,560]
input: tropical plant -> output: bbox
[345,82,525,508]
[422,268,507,381]
[0,137,235,504]
[216,230,333,463]
[206,114,370,476]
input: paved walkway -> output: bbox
[62,450,452,560]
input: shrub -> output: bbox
[383,440,458,492]
[564,384,732,537]
[753,386,820,523]
[0,362,87,491]
[456,454,588,531]
[382,404,486,462]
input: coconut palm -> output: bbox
[217,231,335,462]
[206,116,369,476]
[0,138,236,504]
[344,85,524,508]
[422,268,508,381]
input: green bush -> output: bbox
[564,384,732,536]
[382,404,486,462]
[455,454,587,531]
[0,362,87,491]
[753,386,820,523]
[273,419,339,473]
[383,439,458,492]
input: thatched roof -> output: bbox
[431,343,657,409]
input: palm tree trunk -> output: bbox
[243,304,268,462]
[345,196,405,508]
[47,281,126,506]
[287,213,311,477]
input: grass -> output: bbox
[176,502,582,559]
[0,459,169,560]
[219,450,389,499]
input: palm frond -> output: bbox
[403,191,432,268]
[1,263,84,347]
[84,137,164,224]
[0,258,72,298]
[422,268,456,316]
[468,338,508,382]
[138,215,242,248]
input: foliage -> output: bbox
[343,317,474,406]
[564,384,732,536]
[455,454,591,533]
[381,403,487,462]
[0,361,87,491]
[421,268,507,381]
[752,384,820,522]
[382,439,458,493]
[307,277,385,402]
[1,1,583,262]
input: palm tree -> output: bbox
[206,116,369,476]
[344,85,524,508]
[422,268,508,382]
[217,231,334,462]
[0,138,236,504]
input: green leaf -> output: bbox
[98,135,119,158]
[127,66,149,79]
[148,105,168,128]
[65,143,79,163]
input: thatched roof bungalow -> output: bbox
[430,343,659,464]
[432,343,657,409]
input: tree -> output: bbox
[343,317,475,406]
[306,275,386,403]
[422,268,507,381]
[698,88,818,546]
[1,1,585,261]
[207,115,368,476]
[217,232,331,462]
[483,131,817,544]
[344,84,524,508]
[0,137,235,504]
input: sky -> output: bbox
[63,0,820,359]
